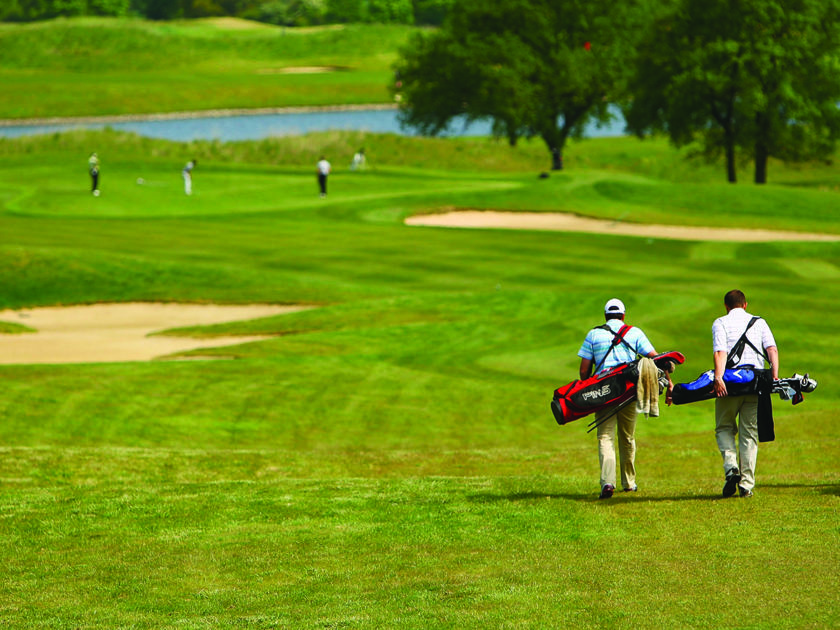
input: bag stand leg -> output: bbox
[587,397,635,434]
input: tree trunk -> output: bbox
[754,112,769,184]
[541,127,568,172]
[725,136,737,183]
[754,142,768,184]
[551,147,563,170]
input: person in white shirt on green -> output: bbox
[88,152,100,196]
[182,159,197,195]
[317,156,330,198]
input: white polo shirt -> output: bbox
[712,307,776,367]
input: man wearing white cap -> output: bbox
[578,298,669,499]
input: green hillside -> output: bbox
[0,18,412,118]
[0,129,838,627]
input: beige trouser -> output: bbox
[596,403,637,490]
[715,394,759,491]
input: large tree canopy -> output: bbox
[626,0,840,183]
[393,0,645,170]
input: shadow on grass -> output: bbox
[468,491,721,504]
[777,179,838,189]
[760,482,840,497]
[470,482,840,504]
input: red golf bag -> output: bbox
[551,351,685,426]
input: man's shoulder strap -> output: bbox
[726,316,769,368]
[595,323,633,344]
[593,324,635,373]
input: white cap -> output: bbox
[604,298,625,315]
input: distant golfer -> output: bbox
[578,298,671,499]
[182,159,197,195]
[316,155,330,198]
[88,152,100,196]
[351,148,366,171]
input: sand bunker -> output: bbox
[406,210,840,242]
[198,17,271,30]
[0,303,309,365]
[257,66,344,74]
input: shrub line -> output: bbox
[0,103,397,127]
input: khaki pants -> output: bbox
[715,394,759,491]
[596,403,637,490]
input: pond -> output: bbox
[0,106,628,142]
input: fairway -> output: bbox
[0,19,412,119]
[0,129,838,628]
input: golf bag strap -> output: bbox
[593,324,635,374]
[726,317,769,369]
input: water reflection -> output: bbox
[0,106,627,141]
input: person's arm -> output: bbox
[766,345,779,380]
[713,350,728,397]
[579,357,593,380]
[761,322,779,380]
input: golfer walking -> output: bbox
[351,148,366,171]
[88,152,100,196]
[578,298,671,499]
[316,156,330,198]
[182,159,197,195]
[712,290,779,498]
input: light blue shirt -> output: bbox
[578,319,655,374]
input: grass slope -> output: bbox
[0,131,838,628]
[0,18,412,119]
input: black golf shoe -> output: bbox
[723,467,741,498]
[599,484,615,499]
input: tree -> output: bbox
[139,0,184,19]
[366,0,413,23]
[244,0,326,25]
[393,0,644,171]
[625,0,743,182]
[412,0,452,26]
[743,1,840,183]
[325,0,364,22]
[626,0,840,184]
